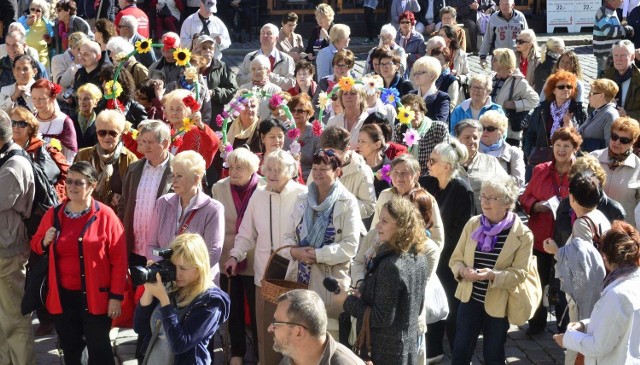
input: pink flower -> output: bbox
[312,120,323,136]
[376,164,392,184]
[225,144,234,153]
[287,128,301,140]
[403,129,421,147]
[269,94,284,109]
[216,114,224,127]
[289,140,301,156]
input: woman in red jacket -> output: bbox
[518,126,582,335]
[31,161,127,365]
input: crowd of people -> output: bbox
[1,0,640,364]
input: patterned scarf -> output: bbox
[602,265,639,290]
[300,181,345,249]
[607,147,632,171]
[471,211,516,252]
[549,99,571,138]
[231,172,260,232]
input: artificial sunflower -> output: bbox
[337,76,355,92]
[397,105,415,125]
[135,39,153,54]
[173,48,191,67]
[104,80,122,99]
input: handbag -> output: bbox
[505,79,531,132]
[527,146,554,167]
[506,256,542,326]
[21,204,62,315]
[425,275,449,324]
[353,307,373,363]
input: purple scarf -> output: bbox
[231,172,260,232]
[602,265,638,290]
[471,211,516,252]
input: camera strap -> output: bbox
[178,210,198,235]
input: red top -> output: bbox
[55,212,90,290]
[170,125,220,169]
[519,161,570,252]
[115,6,150,38]
[519,56,529,79]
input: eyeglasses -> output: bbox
[556,84,573,90]
[11,120,29,128]
[427,158,440,165]
[611,132,633,144]
[66,178,88,187]
[30,8,42,12]
[413,71,428,76]
[291,108,307,114]
[480,194,502,202]
[97,130,119,138]
[379,61,395,68]
[334,63,349,69]
[400,21,412,24]
[588,91,603,97]
[515,39,529,45]
[271,320,308,330]
[470,85,487,92]
[482,125,498,132]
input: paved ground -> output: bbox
[33,34,598,365]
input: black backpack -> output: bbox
[0,147,59,236]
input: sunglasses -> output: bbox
[482,125,498,132]
[611,132,633,144]
[11,120,29,128]
[97,130,119,138]
[515,39,528,45]
[66,178,87,187]
[291,109,307,114]
[30,8,42,12]
[556,84,573,90]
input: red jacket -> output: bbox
[31,200,128,315]
[170,125,220,169]
[115,6,150,38]
[519,161,570,252]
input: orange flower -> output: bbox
[337,76,355,92]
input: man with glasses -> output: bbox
[603,40,640,120]
[478,0,528,68]
[271,289,365,365]
[114,0,149,38]
[0,31,48,89]
[118,15,157,68]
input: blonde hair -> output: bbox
[540,37,565,63]
[518,29,540,58]
[171,150,206,182]
[570,154,607,187]
[76,82,103,101]
[315,3,335,23]
[169,234,213,307]
[383,197,427,254]
[590,78,619,101]
[468,73,492,92]
[479,110,508,134]
[492,48,517,72]
[226,147,260,173]
[338,84,367,112]
[329,24,351,44]
[411,56,441,81]
[95,110,126,132]
[68,32,89,49]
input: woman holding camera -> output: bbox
[31,161,128,365]
[147,151,224,284]
[134,233,231,365]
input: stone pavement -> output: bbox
[34,33,598,365]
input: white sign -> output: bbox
[547,0,601,33]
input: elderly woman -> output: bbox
[287,60,316,97]
[316,24,351,81]
[286,94,319,181]
[17,0,54,67]
[257,118,304,184]
[31,161,127,365]
[438,24,469,79]
[74,109,138,211]
[519,126,581,335]
[430,46,461,110]
[553,221,640,365]
[539,50,586,103]
[94,19,116,51]
[491,48,540,146]
[105,37,149,86]
[525,70,587,170]
[211,148,264,365]
[409,55,450,123]
[379,49,413,97]
[51,0,93,56]
[93,65,147,128]
[449,175,534,365]
[454,120,509,213]
[304,3,335,61]
[579,79,620,152]
[0,54,37,112]
[396,11,426,75]
[11,106,69,201]
[420,140,475,362]
[327,85,369,148]
[31,78,77,162]
[364,25,407,75]
[238,55,282,122]
[226,92,261,153]
[51,32,87,92]
[514,29,541,87]
[342,198,428,364]
[276,12,304,62]
[162,88,219,168]
[147,150,224,282]
[72,83,102,149]
[479,111,525,187]
[394,94,450,173]
[450,73,503,133]
[533,37,565,95]
[591,117,640,226]
[358,124,392,197]
[224,150,307,364]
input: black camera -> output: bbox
[131,249,177,286]
[62,87,75,100]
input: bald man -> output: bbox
[72,41,112,96]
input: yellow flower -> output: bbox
[173,48,191,67]
[317,91,332,110]
[179,117,195,133]
[104,80,122,99]
[337,76,355,92]
[397,105,415,125]
[135,39,153,54]
[49,138,62,151]
[130,129,139,140]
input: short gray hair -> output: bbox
[251,55,271,70]
[120,15,138,29]
[454,119,482,138]
[480,175,520,210]
[138,120,171,144]
[613,39,635,56]
[479,110,508,134]
[7,31,26,44]
[390,154,420,176]
[261,150,298,179]
[468,73,492,92]
[431,139,468,177]
[379,23,397,39]
[0,110,12,142]
[106,36,134,57]
[96,110,126,133]
[226,148,260,173]
[277,289,327,338]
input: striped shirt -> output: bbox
[593,6,627,58]
[471,228,510,303]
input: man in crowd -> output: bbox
[0,31,48,88]
[479,0,528,68]
[149,33,183,84]
[114,0,149,38]
[271,290,365,365]
[594,0,634,77]
[450,0,480,53]
[603,40,640,119]
[72,40,111,91]
[118,15,157,68]
[236,23,295,90]
[180,0,230,59]
[0,110,35,365]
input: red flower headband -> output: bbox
[50,83,63,97]
[183,95,200,113]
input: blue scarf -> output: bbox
[471,211,516,252]
[300,181,344,248]
[479,138,504,153]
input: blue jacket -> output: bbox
[134,286,230,365]
[449,98,504,134]
[18,16,55,39]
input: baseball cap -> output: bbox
[201,0,217,13]
[194,34,215,49]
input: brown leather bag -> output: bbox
[353,307,373,364]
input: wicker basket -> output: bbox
[260,245,308,304]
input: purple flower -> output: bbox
[215,114,224,127]
[403,129,421,147]
[289,140,301,156]
[377,164,392,184]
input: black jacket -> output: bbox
[385,73,414,97]
[71,112,98,149]
[72,50,112,91]
[409,89,451,123]
[533,53,559,94]
[204,59,237,130]
[94,99,148,128]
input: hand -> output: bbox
[143,273,170,306]
[503,100,516,110]
[291,247,317,265]
[43,227,58,247]
[425,23,435,34]
[192,111,205,130]
[224,257,238,276]
[475,268,495,281]
[153,79,165,99]
[553,333,565,348]
[618,106,628,117]
[562,112,574,127]
[215,36,222,45]
[12,85,27,101]
[470,2,479,10]
[531,202,551,214]
[543,238,559,255]
[567,321,585,332]
[27,14,36,26]
[480,60,488,69]
[107,299,122,319]
[459,266,478,282]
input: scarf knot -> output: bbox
[471,212,516,252]
[479,138,504,153]
[608,147,632,171]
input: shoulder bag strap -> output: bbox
[580,215,601,241]
[178,209,198,235]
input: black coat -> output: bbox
[94,99,148,128]
[72,50,112,91]
[385,73,414,97]
[409,89,451,123]
[71,113,98,149]
[533,53,559,94]
[204,59,237,130]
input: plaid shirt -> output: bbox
[394,119,450,173]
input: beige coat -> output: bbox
[449,214,533,320]
[492,70,540,141]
